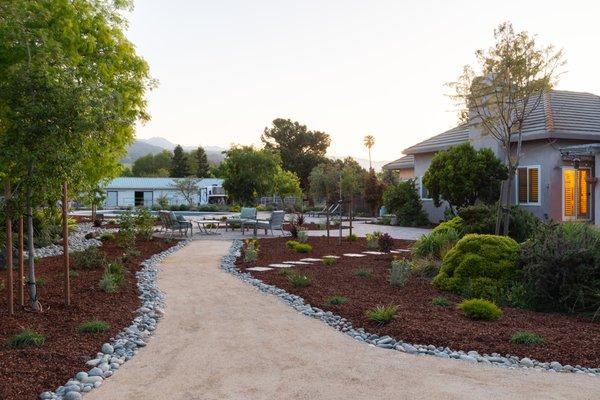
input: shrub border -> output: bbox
[222,240,599,377]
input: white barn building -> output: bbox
[103,177,226,208]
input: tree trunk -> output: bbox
[91,203,97,221]
[502,166,514,236]
[18,215,24,307]
[495,181,505,235]
[326,205,330,241]
[349,198,353,237]
[5,181,14,315]
[26,163,40,311]
[62,182,70,306]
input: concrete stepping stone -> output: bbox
[343,253,366,257]
[283,261,312,265]
[246,267,273,272]
[394,249,411,252]
[323,255,341,259]
[363,251,385,255]
[300,258,322,262]
[269,263,294,268]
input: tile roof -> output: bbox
[403,90,600,155]
[382,155,414,170]
[105,177,224,190]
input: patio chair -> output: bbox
[226,207,257,231]
[159,211,193,237]
[307,205,327,217]
[242,210,286,236]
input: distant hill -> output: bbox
[124,137,227,164]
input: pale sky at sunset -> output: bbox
[126,0,600,162]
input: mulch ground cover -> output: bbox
[0,236,178,400]
[238,237,600,368]
[283,223,349,231]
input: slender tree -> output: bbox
[450,22,564,234]
[363,135,375,170]
[195,146,211,178]
[171,145,190,177]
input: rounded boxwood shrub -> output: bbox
[432,234,519,296]
[432,216,464,235]
[458,298,502,320]
[294,243,312,253]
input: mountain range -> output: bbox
[124,136,390,171]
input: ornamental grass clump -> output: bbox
[354,266,372,278]
[8,329,45,349]
[288,272,311,288]
[510,330,544,345]
[77,320,110,334]
[99,262,125,294]
[322,256,337,266]
[389,258,412,287]
[325,295,348,306]
[432,296,452,307]
[366,304,398,325]
[412,227,460,260]
[458,298,502,320]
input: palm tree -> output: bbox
[363,135,375,170]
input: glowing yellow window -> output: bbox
[564,169,590,218]
[516,166,540,204]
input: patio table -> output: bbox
[195,220,222,235]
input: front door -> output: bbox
[562,167,591,221]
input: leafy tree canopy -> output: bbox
[195,146,211,178]
[422,143,508,211]
[132,150,172,177]
[261,118,331,190]
[383,179,429,227]
[274,168,302,198]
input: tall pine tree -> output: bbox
[171,145,190,177]
[195,146,211,178]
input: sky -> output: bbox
[126,0,600,162]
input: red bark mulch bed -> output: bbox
[0,237,178,400]
[238,237,600,368]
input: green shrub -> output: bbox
[432,297,452,307]
[69,270,79,279]
[410,257,441,279]
[382,180,429,227]
[458,298,502,320]
[99,262,124,293]
[288,273,311,288]
[510,330,544,345]
[412,228,460,260]
[378,233,394,253]
[8,329,45,348]
[346,233,358,242]
[432,216,464,235]
[458,203,539,243]
[433,234,519,297]
[286,240,300,249]
[244,239,259,262]
[366,304,398,325]
[71,246,107,270]
[77,320,110,334]
[35,277,46,287]
[117,211,137,250]
[354,266,372,278]
[365,231,382,250]
[520,221,600,312]
[322,256,336,266]
[325,295,348,306]
[99,232,115,241]
[294,243,312,253]
[135,208,155,240]
[390,258,412,287]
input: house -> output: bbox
[383,90,600,225]
[102,177,227,208]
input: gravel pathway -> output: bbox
[84,240,600,400]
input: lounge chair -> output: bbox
[159,211,193,237]
[307,205,327,217]
[242,210,286,236]
[226,207,257,231]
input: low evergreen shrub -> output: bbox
[346,233,358,242]
[366,304,398,325]
[390,258,412,287]
[77,320,110,334]
[510,330,544,345]
[322,256,336,266]
[432,297,452,307]
[458,298,502,320]
[354,266,372,278]
[8,329,45,348]
[288,273,311,288]
[72,246,107,270]
[325,295,348,306]
[294,243,312,253]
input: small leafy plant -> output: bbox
[366,304,398,325]
[8,329,45,348]
[244,239,260,262]
[77,320,110,334]
[432,297,452,307]
[135,208,155,240]
[72,246,107,270]
[297,230,309,243]
[510,331,544,345]
[325,295,348,306]
[389,258,411,287]
[458,298,502,320]
[35,277,46,287]
[322,256,337,266]
[378,233,394,253]
[366,231,382,250]
[288,272,311,288]
[354,266,372,278]
[99,232,115,241]
[99,262,125,293]
[117,211,137,250]
[346,233,358,242]
[294,243,312,253]
[286,240,300,249]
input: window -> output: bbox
[418,177,431,200]
[516,166,540,205]
[563,168,590,219]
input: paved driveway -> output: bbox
[85,240,600,400]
